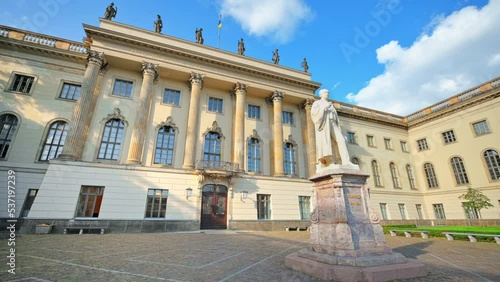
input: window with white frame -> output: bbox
[154,126,175,165]
[247,137,261,173]
[433,203,446,219]
[366,135,375,147]
[284,142,296,175]
[208,97,223,113]
[423,163,439,188]
[75,186,104,218]
[442,130,456,144]
[390,162,401,188]
[145,189,169,218]
[406,164,417,189]
[203,132,221,163]
[384,138,392,150]
[417,138,428,151]
[379,203,388,220]
[59,82,81,100]
[112,79,133,98]
[10,74,35,93]
[163,89,181,106]
[299,196,311,220]
[98,119,125,160]
[472,120,490,136]
[257,194,271,219]
[451,156,469,185]
[248,105,261,119]
[398,203,407,220]
[462,202,479,219]
[39,121,69,161]
[415,204,423,220]
[282,111,294,125]
[400,141,408,152]
[347,132,356,144]
[483,149,500,180]
[0,114,19,159]
[371,160,383,187]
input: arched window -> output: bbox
[406,164,416,189]
[0,114,19,159]
[247,137,261,173]
[154,126,175,165]
[371,160,383,187]
[423,163,439,188]
[483,149,500,180]
[284,142,296,175]
[98,119,125,160]
[203,132,221,163]
[40,121,69,161]
[390,162,401,188]
[451,157,469,185]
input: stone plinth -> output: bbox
[285,166,426,281]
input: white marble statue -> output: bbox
[311,89,356,170]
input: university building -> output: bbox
[0,19,499,233]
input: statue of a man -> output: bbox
[195,28,204,44]
[238,38,245,55]
[272,49,280,64]
[154,15,163,33]
[311,89,355,169]
[104,2,117,20]
[302,58,309,73]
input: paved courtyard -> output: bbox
[1,231,499,281]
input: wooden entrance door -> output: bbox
[201,184,228,229]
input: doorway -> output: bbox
[200,184,228,229]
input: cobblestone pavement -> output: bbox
[1,231,499,281]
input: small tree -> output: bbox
[458,187,494,219]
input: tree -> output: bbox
[458,187,494,219]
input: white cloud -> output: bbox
[219,0,313,43]
[346,0,500,115]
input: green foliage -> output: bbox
[459,187,494,218]
[383,225,500,242]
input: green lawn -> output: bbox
[383,225,500,242]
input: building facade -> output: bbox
[0,20,499,233]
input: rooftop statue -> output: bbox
[154,15,163,33]
[302,58,309,73]
[238,38,245,55]
[272,49,280,64]
[104,2,117,20]
[195,28,204,44]
[311,89,357,171]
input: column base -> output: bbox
[273,172,285,177]
[125,159,141,165]
[182,164,195,170]
[57,154,78,161]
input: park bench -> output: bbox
[389,230,429,239]
[285,227,309,231]
[63,221,107,235]
[442,232,500,244]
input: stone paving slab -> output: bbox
[0,231,499,281]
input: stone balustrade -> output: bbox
[195,160,239,172]
[0,28,9,37]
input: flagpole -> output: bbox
[217,14,222,49]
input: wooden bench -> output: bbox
[63,222,107,235]
[285,227,309,231]
[389,230,429,239]
[442,232,500,244]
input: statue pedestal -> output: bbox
[285,167,426,281]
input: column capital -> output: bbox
[303,98,316,110]
[86,50,104,67]
[99,62,110,75]
[189,72,205,90]
[142,61,159,82]
[271,91,284,102]
[234,82,247,93]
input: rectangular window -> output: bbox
[400,141,408,152]
[282,111,294,125]
[208,97,223,113]
[347,132,356,144]
[75,186,104,218]
[442,130,456,144]
[299,196,311,220]
[366,135,375,147]
[433,203,446,220]
[415,204,423,220]
[112,79,133,97]
[145,189,169,218]
[59,83,81,100]
[21,189,38,217]
[248,105,261,119]
[417,138,428,151]
[257,194,271,219]
[462,202,479,219]
[163,89,181,106]
[384,138,392,150]
[284,143,296,175]
[472,120,490,136]
[10,74,35,93]
[379,203,388,220]
[398,203,407,220]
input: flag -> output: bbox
[218,15,222,28]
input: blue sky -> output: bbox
[1,0,499,115]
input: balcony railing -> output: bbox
[196,160,239,172]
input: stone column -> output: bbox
[271,91,285,176]
[126,62,158,164]
[304,99,317,177]
[59,51,105,160]
[233,82,247,171]
[182,72,204,169]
